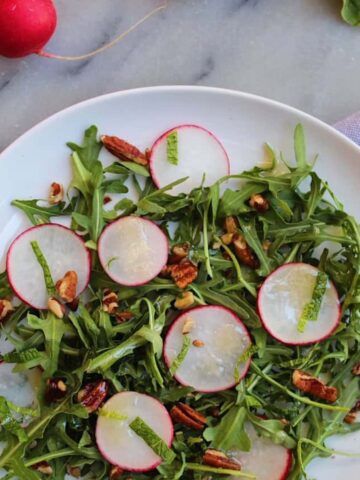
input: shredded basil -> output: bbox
[166,130,178,165]
[30,240,55,295]
[98,408,128,421]
[298,271,328,333]
[129,416,176,463]
[169,334,191,376]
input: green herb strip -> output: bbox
[166,131,178,165]
[298,271,328,333]
[98,408,128,421]
[169,334,191,376]
[234,345,257,381]
[186,463,255,478]
[129,416,176,463]
[30,240,55,295]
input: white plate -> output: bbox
[0,86,359,479]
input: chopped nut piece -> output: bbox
[110,466,124,479]
[47,297,65,319]
[103,289,118,314]
[221,232,234,245]
[170,403,207,430]
[0,299,14,322]
[233,233,259,269]
[164,260,198,289]
[212,240,222,249]
[168,242,190,264]
[262,239,272,252]
[67,297,79,312]
[56,271,78,303]
[224,216,238,234]
[292,369,338,403]
[67,466,81,478]
[203,449,241,470]
[32,461,53,475]
[101,135,148,166]
[77,379,109,413]
[182,316,195,334]
[344,400,360,424]
[249,193,269,213]
[49,182,64,204]
[115,311,133,323]
[352,363,360,376]
[45,377,67,402]
[175,292,195,310]
[103,195,112,205]
[192,339,204,348]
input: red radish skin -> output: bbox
[257,262,341,346]
[6,223,91,310]
[96,392,174,472]
[163,305,252,393]
[149,124,230,194]
[0,0,57,58]
[98,216,169,287]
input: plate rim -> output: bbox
[1,85,360,159]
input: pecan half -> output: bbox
[32,461,53,475]
[170,403,207,430]
[174,291,195,310]
[220,233,234,245]
[103,289,118,314]
[115,311,134,323]
[67,297,80,312]
[203,449,241,470]
[352,363,360,376]
[233,233,259,269]
[292,370,338,403]
[249,193,269,213]
[164,260,198,289]
[110,466,124,480]
[344,400,360,424]
[101,135,148,166]
[45,377,67,402]
[56,271,78,303]
[168,242,190,264]
[224,216,238,234]
[49,182,64,204]
[47,297,65,319]
[0,299,14,322]
[77,379,109,413]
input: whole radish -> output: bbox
[0,0,57,58]
[0,0,167,61]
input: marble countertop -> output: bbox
[1,0,360,151]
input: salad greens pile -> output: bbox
[0,124,359,480]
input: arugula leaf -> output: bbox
[342,0,360,25]
[11,199,73,225]
[67,125,102,170]
[0,397,28,442]
[204,406,251,451]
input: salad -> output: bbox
[0,123,359,480]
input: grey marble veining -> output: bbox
[1,0,360,151]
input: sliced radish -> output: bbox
[98,216,168,286]
[229,422,292,480]
[96,391,173,472]
[163,306,251,393]
[6,224,90,310]
[258,263,340,345]
[149,124,230,195]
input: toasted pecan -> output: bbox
[233,233,259,269]
[164,260,198,289]
[292,370,338,403]
[102,289,118,314]
[203,449,241,470]
[49,182,64,204]
[224,216,239,234]
[249,193,269,213]
[47,297,65,319]
[32,462,53,475]
[352,363,360,376]
[0,299,14,322]
[175,291,195,310]
[101,135,148,166]
[170,403,207,430]
[115,311,134,323]
[45,377,67,403]
[344,400,360,424]
[56,271,78,303]
[168,242,190,264]
[77,380,109,413]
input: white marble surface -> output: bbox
[0,0,360,151]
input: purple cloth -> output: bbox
[334,111,360,146]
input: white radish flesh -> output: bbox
[258,263,340,345]
[229,422,292,480]
[6,224,90,309]
[96,391,173,472]
[150,124,230,195]
[98,216,168,286]
[164,306,251,392]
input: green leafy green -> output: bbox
[204,406,251,451]
[342,0,360,25]
[298,271,328,332]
